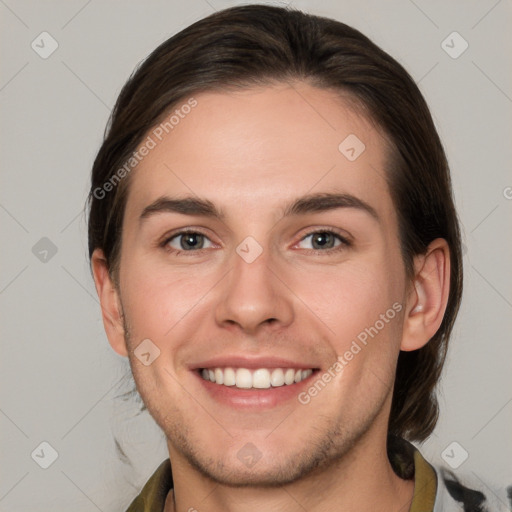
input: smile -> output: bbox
[200,367,314,389]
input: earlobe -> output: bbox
[401,238,451,352]
[91,249,128,357]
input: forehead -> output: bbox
[124,83,396,227]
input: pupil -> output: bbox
[313,232,333,249]
[182,233,202,250]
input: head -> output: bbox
[88,4,462,486]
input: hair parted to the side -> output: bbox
[87,4,463,442]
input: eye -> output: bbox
[296,230,350,252]
[163,230,214,253]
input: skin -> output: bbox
[92,82,450,512]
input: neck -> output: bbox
[165,430,415,512]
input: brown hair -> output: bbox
[87,4,463,442]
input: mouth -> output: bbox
[190,356,322,409]
[198,367,315,390]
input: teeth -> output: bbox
[270,368,284,387]
[284,368,295,385]
[252,368,271,389]
[200,367,314,389]
[301,369,312,380]
[235,368,252,389]
[214,368,224,385]
[224,367,236,386]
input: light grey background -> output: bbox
[1,1,511,510]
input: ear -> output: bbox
[401,238,451,351]
[91,249,128,357]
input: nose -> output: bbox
[214,246,294,335]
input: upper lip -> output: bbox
[189,355,320,370]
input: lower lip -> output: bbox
[194,370,318,409]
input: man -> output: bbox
[87,4,502,511]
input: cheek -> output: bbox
[295,260,402,346]
[119,257,210,344]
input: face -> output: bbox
[112,83,411,485]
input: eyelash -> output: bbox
[160,228,351,256]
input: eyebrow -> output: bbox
[139,192,379,223]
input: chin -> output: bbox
[178,431,358,489]
[192,455,322,488]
